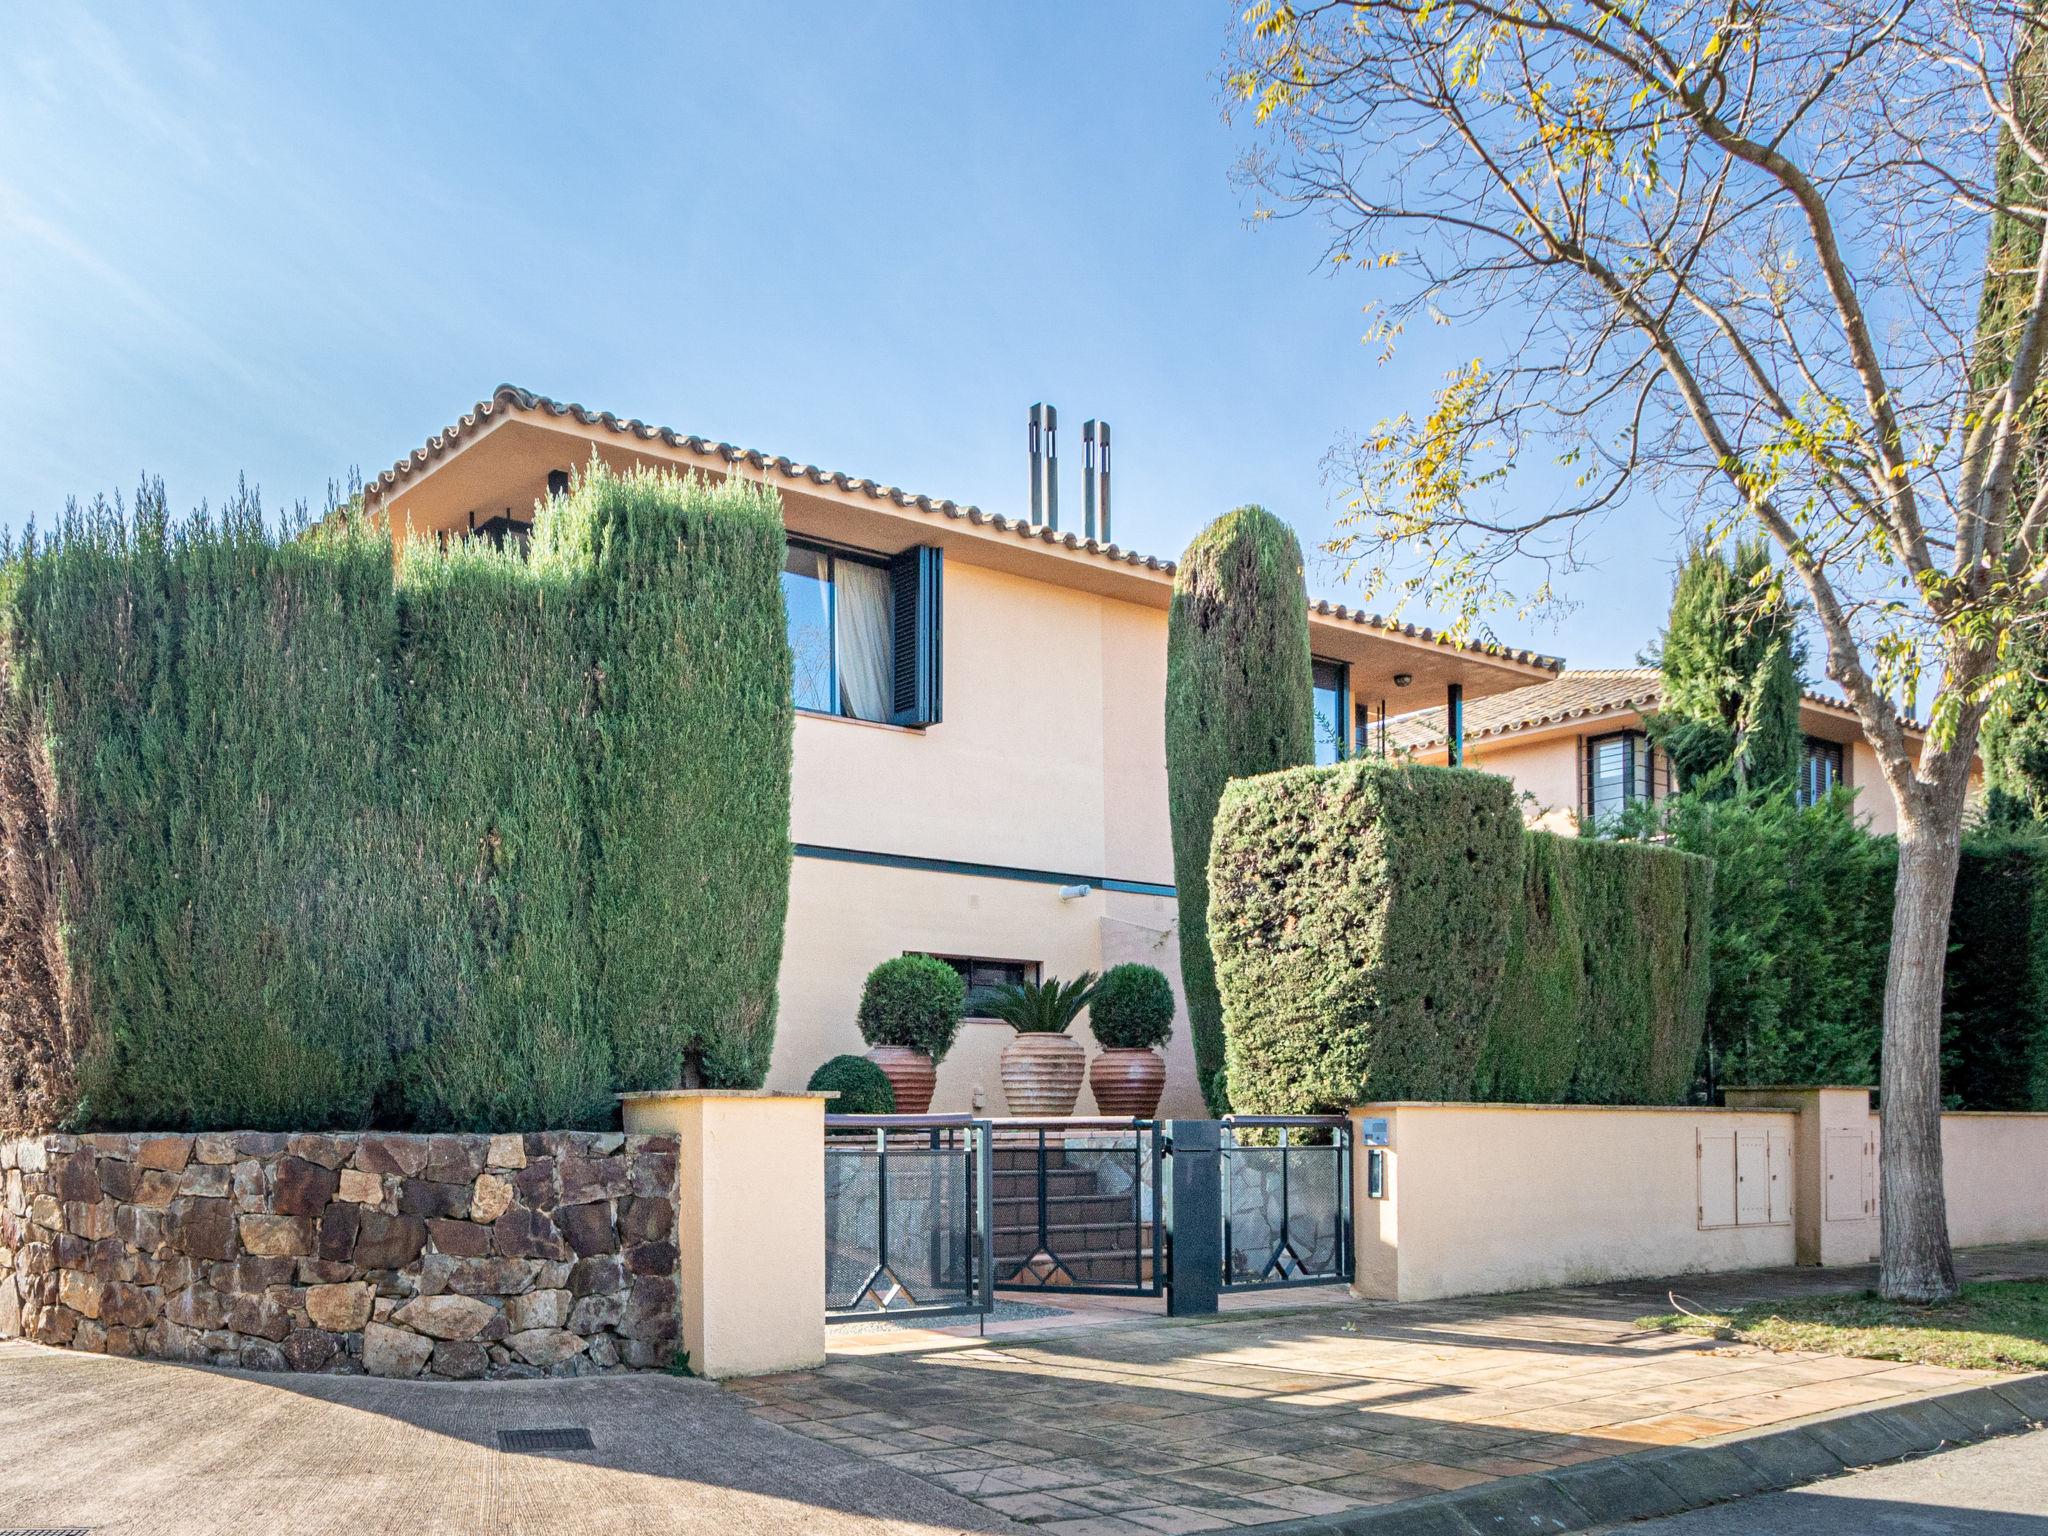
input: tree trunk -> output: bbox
[1877,811,1966,1304]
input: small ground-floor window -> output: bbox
[918,953,1041,1017]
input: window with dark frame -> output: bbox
[1799,737,1846,807]
[781,537,942,727]
[1584,730,1654,829]
[919,954,1042,1017]
[1312,658,1350,766]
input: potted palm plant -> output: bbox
[857,955,966,1115]
[983,973,1098,1116]
[1086,963,1175,1118]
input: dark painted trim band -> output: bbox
[793,842,1177,899]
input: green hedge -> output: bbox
[1647,791,2048,1108]
[1472,833,1585,1103]
[1650,790,1893,1091]
[1210,760,1713,1112]
[1943,830,2048,1111]
[1209,760,1524,1114]
[0,462,794,1134]
[1165,506,1315,1112]
[0,486,415,1131]
[1475,833,1712,1105]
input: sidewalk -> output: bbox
[731,1243,2048,1534]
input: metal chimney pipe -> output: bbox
[1044,404,1059,532]
[1028,404,1047,525]
[1098,421,1111,544]
[1082,420,1099,540]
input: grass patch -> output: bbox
[1636,1280,2048,1373]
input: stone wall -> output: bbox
[0,1130,680,1380]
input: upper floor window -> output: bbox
[1585,731,1653,829]
[1799,737,1845,807]
[781,539,943,727]
[1313,658,1350,766]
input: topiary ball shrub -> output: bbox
[1089,964,1176,1050]
[807,1054,897,1114]
[856,955,967,1060]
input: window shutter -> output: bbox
[888,545,943,726]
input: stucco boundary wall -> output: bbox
[0,1095,829,1383]
[1349,1102,1802,1303]
[1351,1095,2048,1302]
[1934,1111,2048,1250]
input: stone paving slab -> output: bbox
[732,1243,2048,1535]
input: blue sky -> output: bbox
[0,2,1679,669]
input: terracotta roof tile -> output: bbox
[1384,666,1917,751]
[367,385,1564,673]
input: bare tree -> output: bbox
[1229,0,2048,1301]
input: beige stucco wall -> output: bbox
[770,852,1205,1119]
[1454,727,1912,836]
[1351,1103,1799,1302]
[1459,737,1582,832]
[770,556,1205,1118]
[1939,1113,2048,1250]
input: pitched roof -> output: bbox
[1382,666,1917,751]
[365,385,1564,674]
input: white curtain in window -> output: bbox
[836,559,894,723]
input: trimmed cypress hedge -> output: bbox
[1472,832,1585,1103]
[0,462,794,1134]
[1211,760,1714,1111]
[1165,506,1315,1112]
[547,465,793,1092]
[1209,760,1524,1114]
[393,538,607,1131]
[1567,837,1714,1103]
[1,486,415,1131]
[1478,833,1713,1105]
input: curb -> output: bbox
[1249,1375,2048,1535]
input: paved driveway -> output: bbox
[0,1340,1010,1536]
[732,1245,2048,1534]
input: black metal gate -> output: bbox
[1218,1116,1353,1292]
[822,1113,1350,1324]
[824,1115,993,1323]
[991,1119,1165,1298]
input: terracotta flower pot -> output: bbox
[1089,1048,1166,1119]
[865,1045,937,1115]
[1000,1032,1087,1116]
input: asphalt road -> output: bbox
[1618,1427,2048,1534]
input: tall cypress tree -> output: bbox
[1165,506,1315,1113]
[1649,539,1803,795]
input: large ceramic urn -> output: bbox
[999,1032,1086,1116]
[1089,1048,1166,1119]
[865,1045,937,1115]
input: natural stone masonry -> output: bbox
[0,1130,680,1380]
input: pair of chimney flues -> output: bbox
[1027,403,1111,542]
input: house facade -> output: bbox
[1385,667,1959,837]
[365,386,1562,1118]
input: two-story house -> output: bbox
[365,386,1564,1118]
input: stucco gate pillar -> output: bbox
[619,1090,830,1378]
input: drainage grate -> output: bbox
[496,1427,594,1454]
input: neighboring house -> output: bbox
[364,386,1563,1117]
[1385,666,1968,837]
